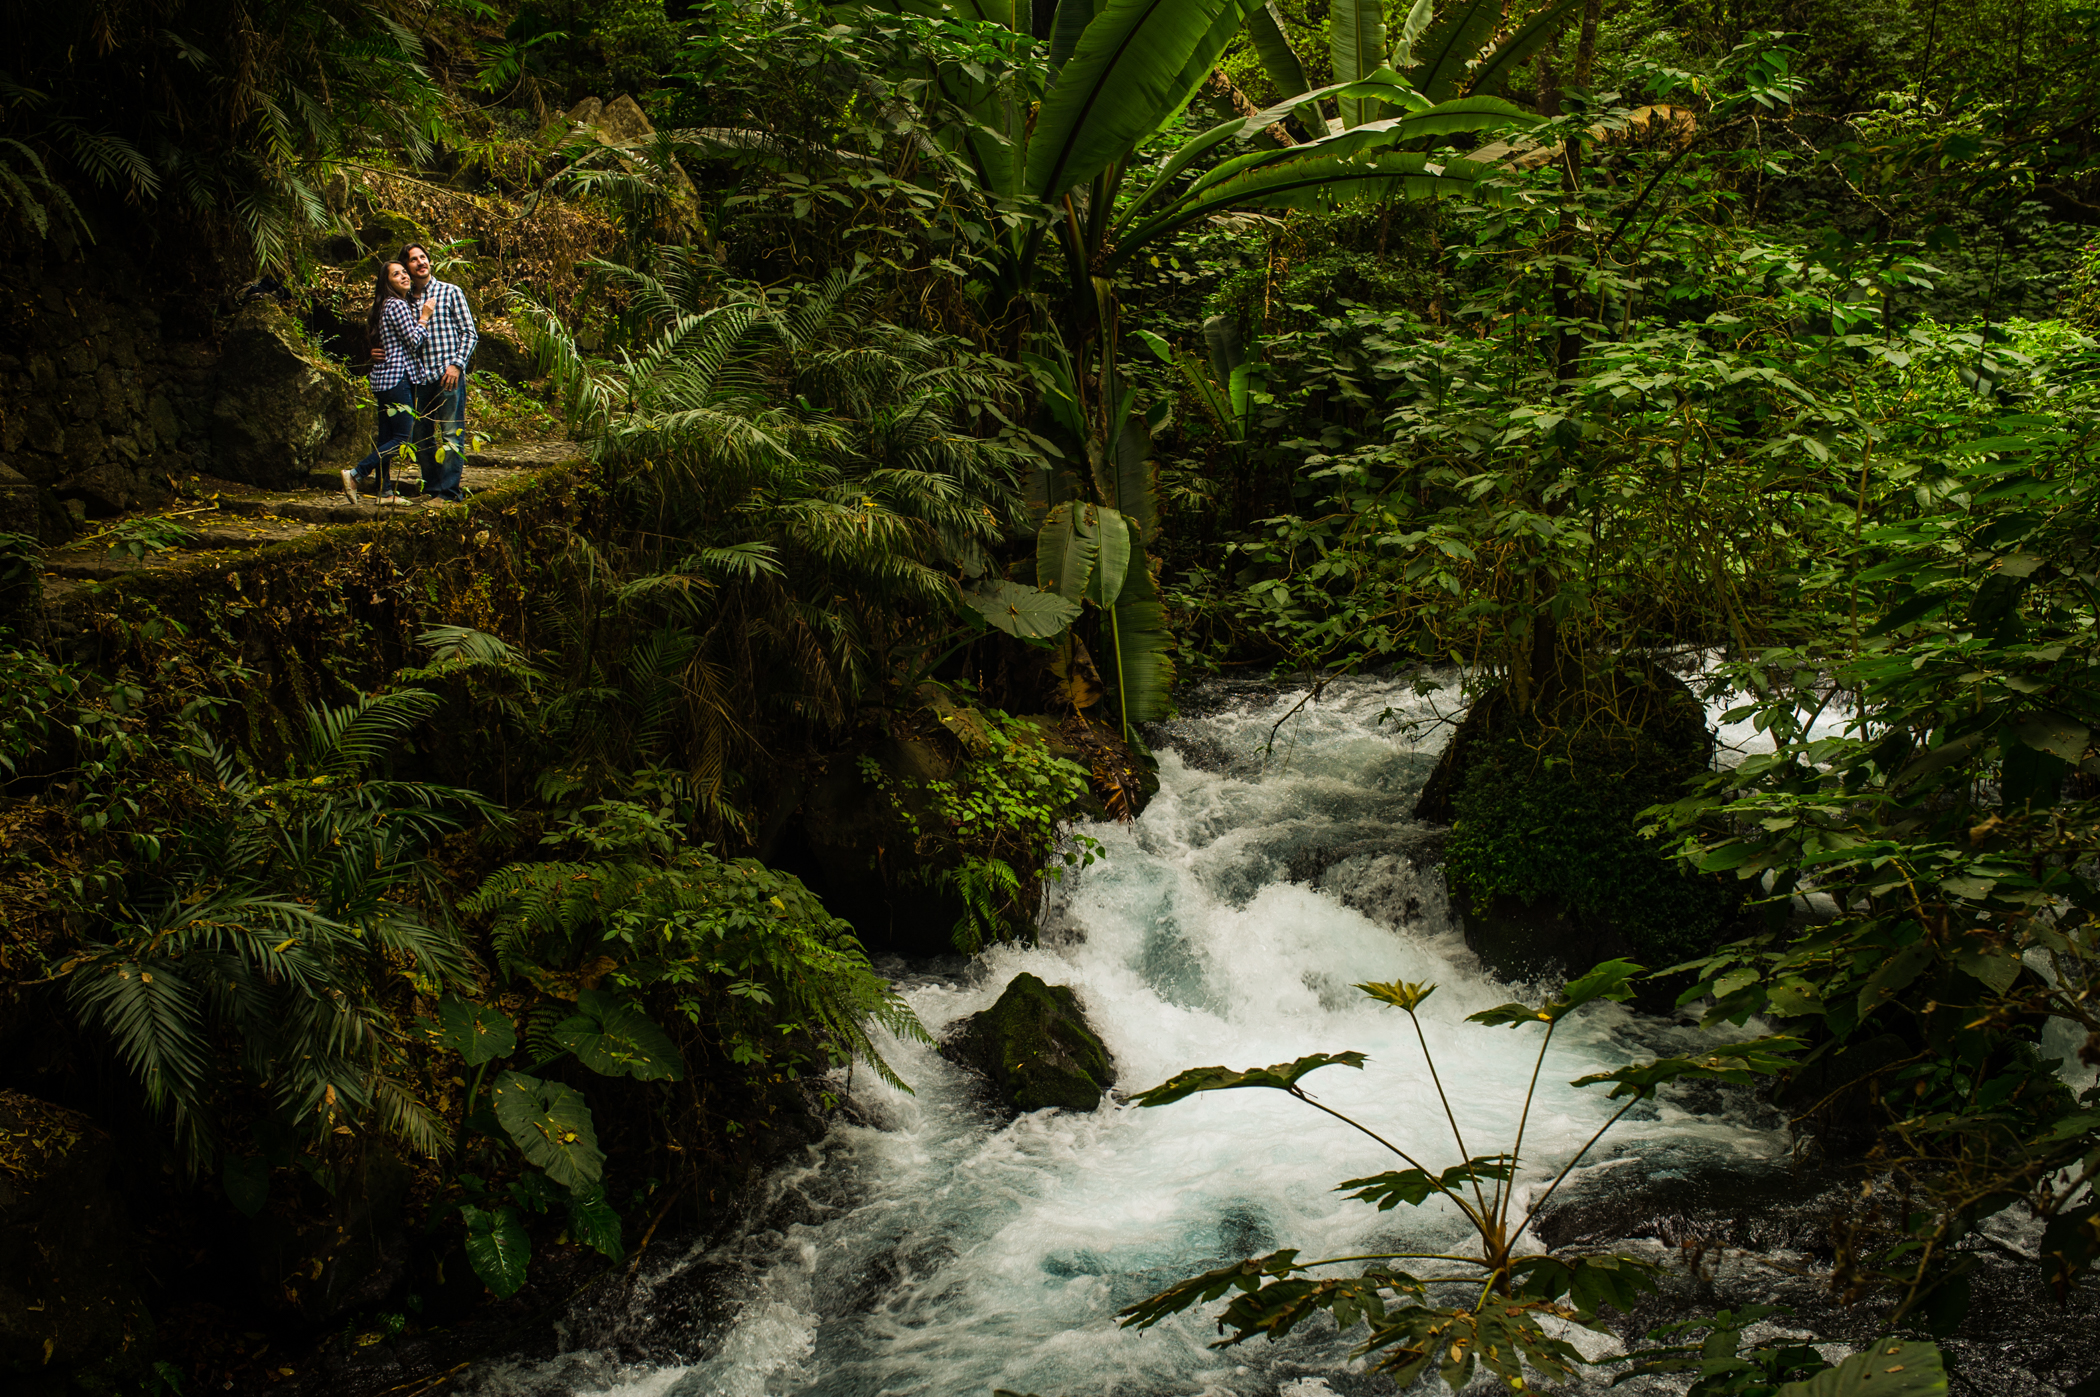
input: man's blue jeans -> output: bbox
[414,378,469,501]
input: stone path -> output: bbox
[39,437,587,587]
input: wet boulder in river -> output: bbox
[943,973,1114,1114]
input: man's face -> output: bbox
[406,248,432,283]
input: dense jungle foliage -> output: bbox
[4,0,2100,1390]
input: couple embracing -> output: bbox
[348,243,478,506]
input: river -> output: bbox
[462,673,1807,1397]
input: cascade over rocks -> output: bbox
[942,973,1114,1114]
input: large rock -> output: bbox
[209,300,368,486]
[943,973,1114,1113]
[0,1092,151,1391]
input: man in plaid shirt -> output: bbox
[398,243,477,504]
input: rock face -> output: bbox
[943,973,1114,1113]
[0,1091,150,1392]
[209,300,369,487]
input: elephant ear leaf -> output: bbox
[490,1071,604,1190]
[461,1203,531,1297]
[566,1184,625,1262]
[431,995,516,1066]
[964,579,1082,641]
[1130,1051,1368,1105]
[554,989,684,1081]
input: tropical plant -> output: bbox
[55,689,497,1172]
[1120,961,1809,1389]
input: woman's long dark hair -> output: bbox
[366,261,410,345]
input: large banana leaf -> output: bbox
[1410,0,1504,103]
[1175,95,1535,205]
[1465,0,1584,98]
[1038,500,1100,597]
[1115,146,1516,259]
[1115,74,1431,230]
[1107,536,1175,729]
[1087,505,1134,607]
[1027,0,1250,200]
[1169,0,1264,129]
[1244,2,1309,98]
[1389,0,1433,68]
[1093,412,1158,541]
[1329,0,1386,128]
[1046,0,1097,71]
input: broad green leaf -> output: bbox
[1109,547,1175,726]
[431,994,516,1066]
[2011,711,2090,762]
[1245,2,1309,98]
[1409,0,1503,101]
[1330,0,1386,127]
[490,1071,605,1190]
[1203,313,1244,382]
[1045,0,1095,71]
[1389,0,1432,68]
[1087,506,1133,609]
[1130,1051,1368,1105]
[1468,959,1642,1027]
[554,989,685,1082]
[1464,0,1584,97]
[567,1184,625,1262]
[1112,152,1508,265]
[1037,501,1098,598]
[1857,943,1934,1021]
[963,579,1083,640]
[1774,1338,1947,1397]
[1096,416,1158,541]
[1130,328,1175,364]
[461,1203,532,1297]
[1028,0,1249,200]
[1178,97,1537,205]
[223,1155,271,1218]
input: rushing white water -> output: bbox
[468,674,1790,1397]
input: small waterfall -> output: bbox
[467,675,1792,1397]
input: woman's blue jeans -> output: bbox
[352,381,421,494]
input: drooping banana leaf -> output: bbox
[1173,95,1536,205]
[1027,0,1249,200]
[1329,0,1386,128]
[1389,0,1433,69]
[1244,2,1309,99]
[1087,505,1134,608]
[1116,145,1517,260]
[1410,0,1504,103]
[1465,0,1584,99]
[1203,312,1244,382]
[1037,500,1100,598]
[1046,0,1096,71]
[1115,73,1430,228]
[1107,533,1175,730]
[1167,0,1265,133]
[1093,412,1158,542]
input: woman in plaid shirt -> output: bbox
[343,261,435,506]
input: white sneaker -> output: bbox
[341,468,360,502]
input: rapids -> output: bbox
[465,674,1796,1397]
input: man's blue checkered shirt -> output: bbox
[412,279,478,380]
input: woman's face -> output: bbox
[386,263,411,294]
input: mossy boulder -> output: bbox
[209,300,367,487]
[943,973,1114,1113]
[1420,658,1737,983]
